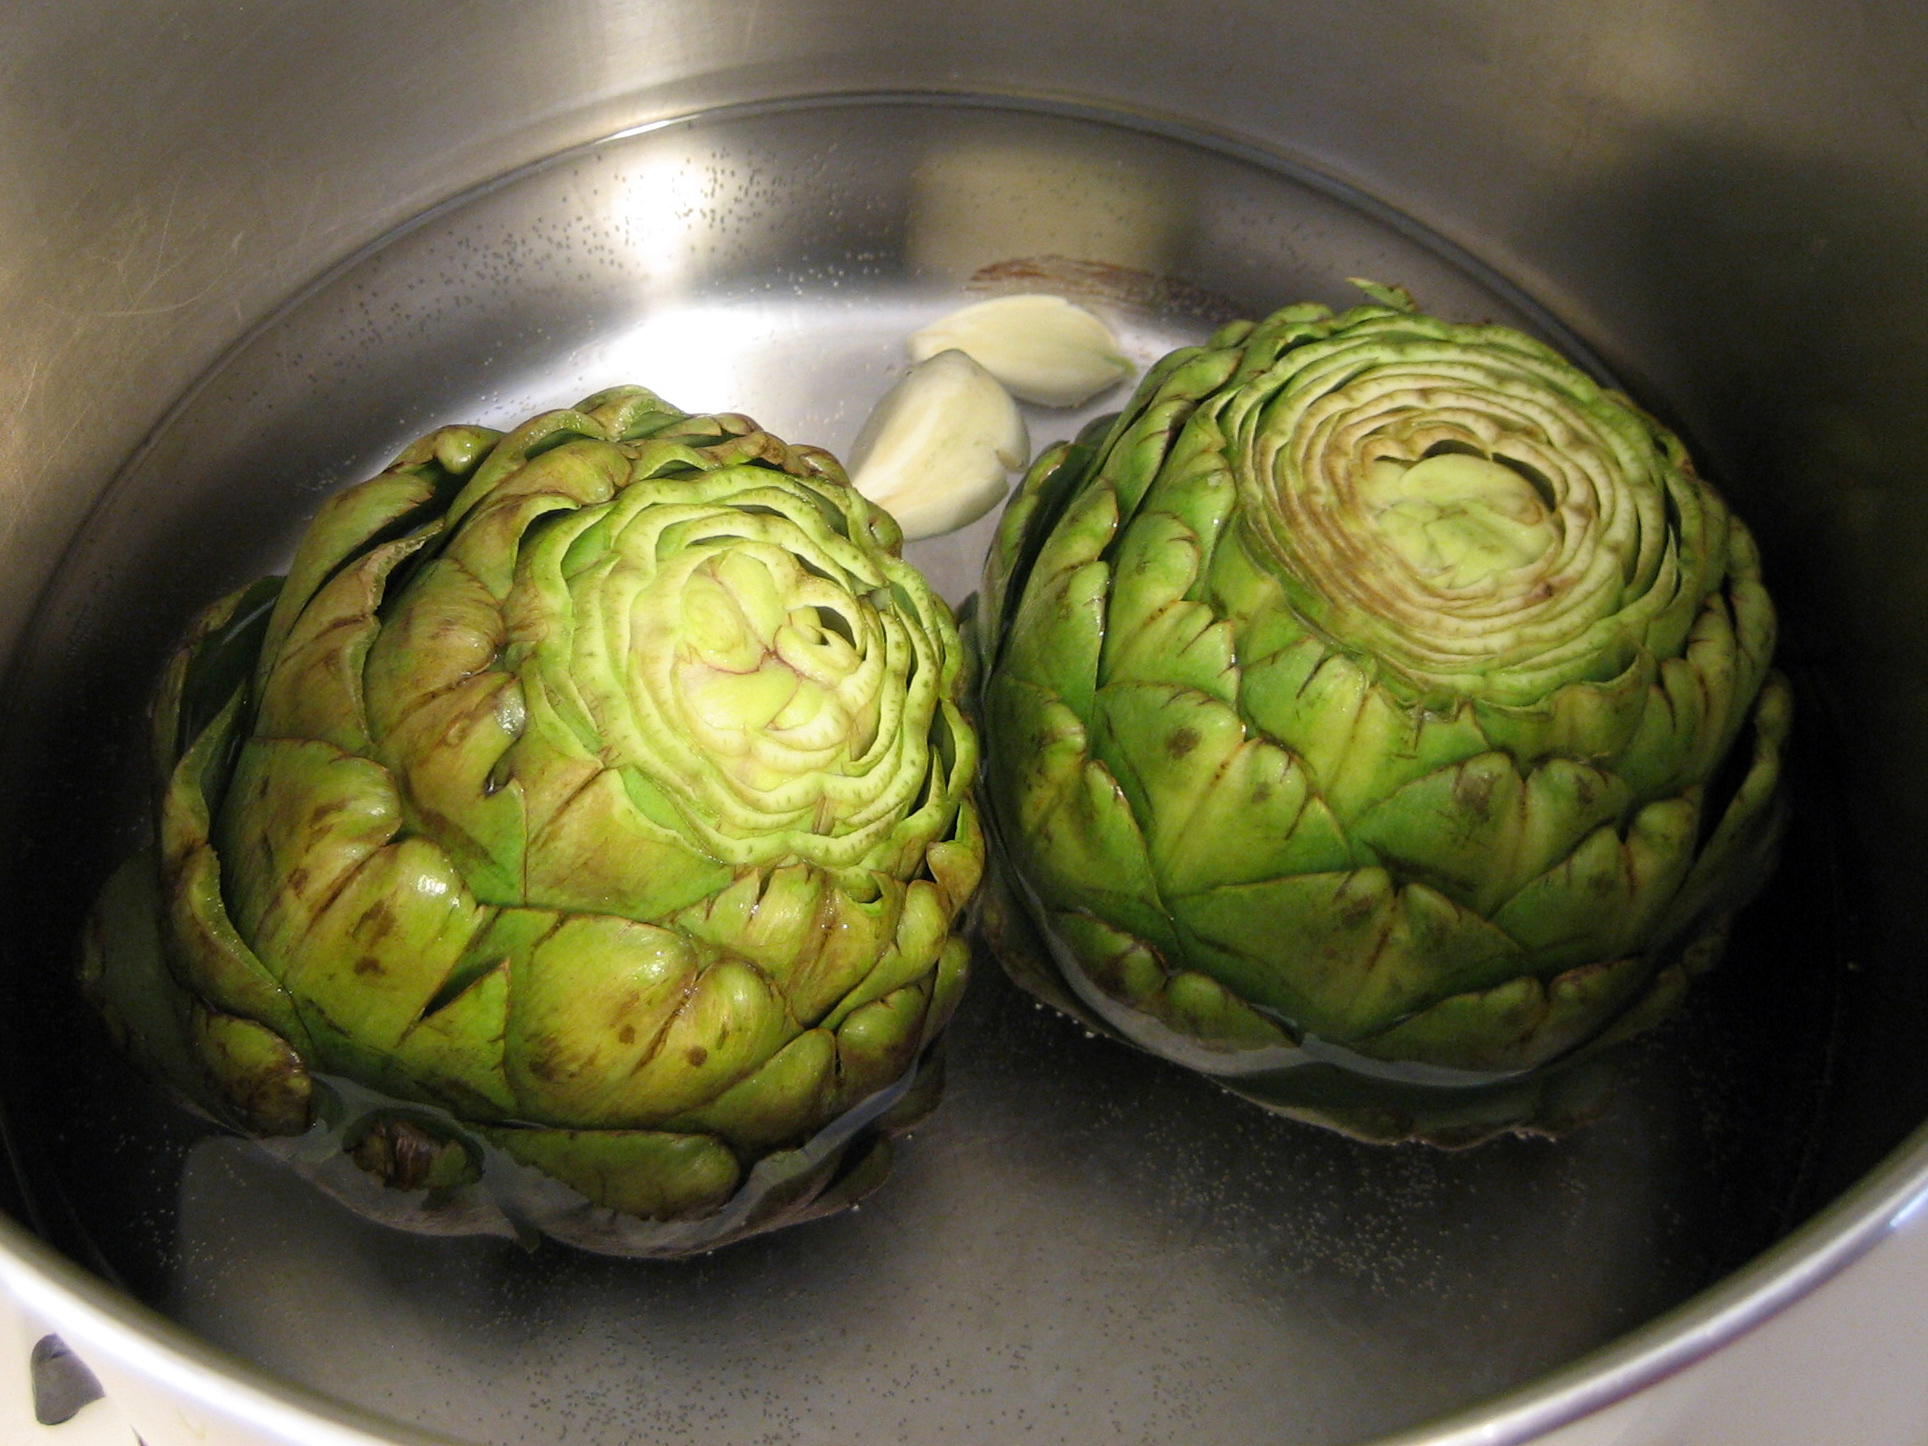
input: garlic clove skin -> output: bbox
[848,349,1030,542]
[909,294,1133,407]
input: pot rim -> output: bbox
[0,1212,454,1445]
[6,1117,1927,1446]
[1379,1118,1928,1444]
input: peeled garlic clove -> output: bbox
[909,294,1133,408]
[849,349,1029,542]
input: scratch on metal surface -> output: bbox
[3,339,85,491]
[8,356,43,424]
[1551,5,1613,174]
[79,171,233,319]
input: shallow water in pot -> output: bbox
[0,98,1846,1446]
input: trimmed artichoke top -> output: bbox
[89,386,981,1254]
[977,289,1787,1143]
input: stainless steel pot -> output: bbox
[5,4,1928,1444]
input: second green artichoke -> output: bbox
[85,386,981,1253]
[977,287,1788,1143]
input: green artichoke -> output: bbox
[976,287,1788,1143]
[83,386,981,1253]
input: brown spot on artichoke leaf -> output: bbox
[357,898,399,943]
[1589,851,1627,896]
[402,796,516,887]
[1166,726,1201,759]
[1451,766,1499,819]
[1333,874,1383,929]
[1357,914,1397,975]
[353,955,385,977]
[293,849,385,941]
[686,1045,709,1067]
[618,1024,636,1044]
[384,670,504,744]
[432,616,484,647]
[305,797,350,829]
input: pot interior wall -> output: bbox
[1,6,1926,1446]
[0,97,1875,1446]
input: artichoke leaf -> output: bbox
[257,465,463,686]
[996,486,1118,719]
[1351,951,1654,1074]
[832,981,930,1109]
[1092,681,1352,895]
[665,1027,838,1151]
[1488,797,1699,969]
[191,1006,313,1137]
[485,1125,743,1222]
[256,532,442,755]
[979,426,1101,665]
[281,835,487,1063]
[392,960,516,1118]
[154,576,283,780]
[985,676,1175,955]
[503,913,705,1126]
[166,845,309,1049]
[217,738,405,957]
[1100,516,1238,705]
[1175,870,1528,1041]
